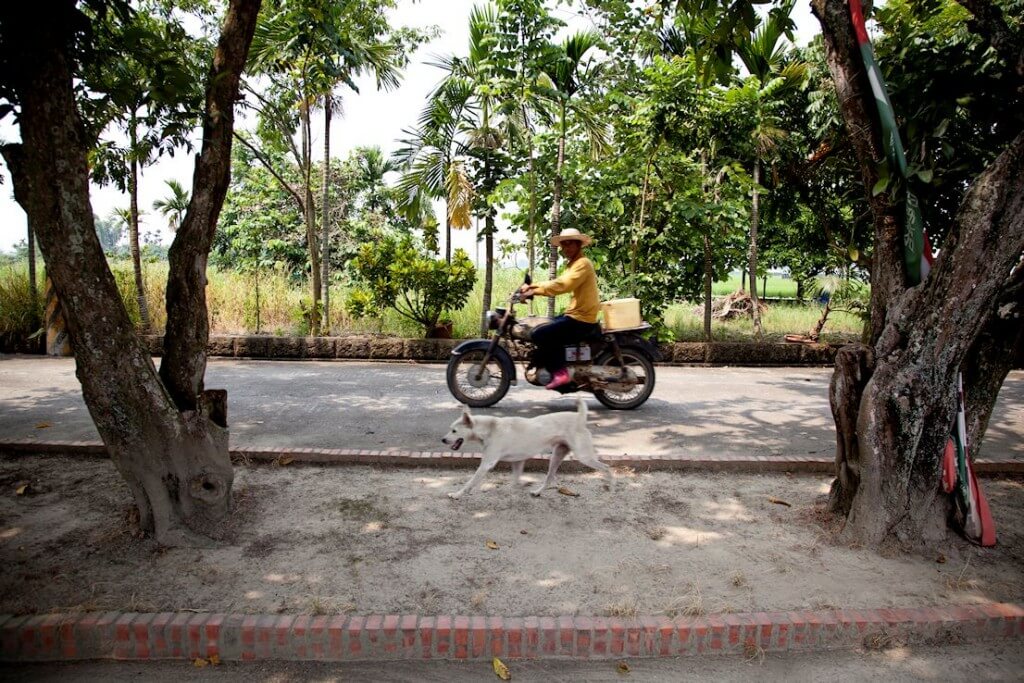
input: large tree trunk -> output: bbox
[128,116,152,332]
[161,0,261,411]
[1,0,260,546]
[321,96,332,334]
[815,0,1024,550]
[748,159,763,337]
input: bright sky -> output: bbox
[0,0,820,258]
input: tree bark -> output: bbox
[1,0,260,546]
[321,96,332,334]
[481,214,495,336]
[812,0,903,347]
[813,0,1024,549]
[299,101,322,336]
[161,0,261,411]
[527,141,536,279]
[128,115,152,332]
[702,233,713,342]
[548,109,566,317]
[749,159,763,337]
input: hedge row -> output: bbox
[98,335,843,365]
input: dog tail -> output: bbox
[576,396,587,427]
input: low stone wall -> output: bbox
[120,335,843,366]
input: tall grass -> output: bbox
[664,302,863,343]
[0,259,861,342]
[0,264,43,337]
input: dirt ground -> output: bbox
[1,454,1022,617]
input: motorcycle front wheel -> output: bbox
[446,348,512,407]
[593,348,656,410]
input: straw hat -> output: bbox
[549,228,593,247]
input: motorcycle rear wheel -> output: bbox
[593,348,655,410]
[446,348,512,407]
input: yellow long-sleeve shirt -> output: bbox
[532,256,600,323]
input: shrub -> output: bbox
[348,234,477,337]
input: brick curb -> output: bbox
[1,604,1021,662]
[4,336,848,366]
[3,440,1022,475]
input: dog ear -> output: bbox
[461,408,473,426]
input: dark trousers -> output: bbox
[530,315,601,373]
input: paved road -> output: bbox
[3,642,1023,682]
[1,355,1022,460]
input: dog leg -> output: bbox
[510,460,526,487]
[531,444,568,497]
[573,433,614,492]
[449,457,500,499]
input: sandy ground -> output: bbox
[1,454,1022,617]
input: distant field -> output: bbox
[664,301,863,343]
[712,275,799,298]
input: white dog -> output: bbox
[441,397,613,498]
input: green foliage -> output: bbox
[83,2,209,190]
[0,265,42,337]
[348,234,477,335]
[870,0,1024,245]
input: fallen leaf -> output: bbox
[209,653,221,666]
[193,657,208,668]
[768,497,792,507]
[617,660,630,674]
[492,656,511,680]
[519,530,528,535]
[15,484,28,495]
[486,540,499,550]
[35,422,51,429]
[557,486,579,497]
[936,554,947,564]
[279,457,294,466]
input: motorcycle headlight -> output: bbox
[485,310,500,330]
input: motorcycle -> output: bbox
[446,274,660,410]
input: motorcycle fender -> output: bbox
[614,336,662,362]
[450,339,518,385]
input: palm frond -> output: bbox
[446,160,475,230]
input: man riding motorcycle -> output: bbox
[519,228,601,390]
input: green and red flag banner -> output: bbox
[848,0,934,285]
[847,0,994,546]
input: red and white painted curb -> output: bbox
[2,440,1022,475]
[1,604,1022,662]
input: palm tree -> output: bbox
[394,77,476,263]
[152,179,190,232]
[538,30,609,315]
[355,146,399,213]
[114,206,150,329]
[398,4,519,334]
[734,2,808,337]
